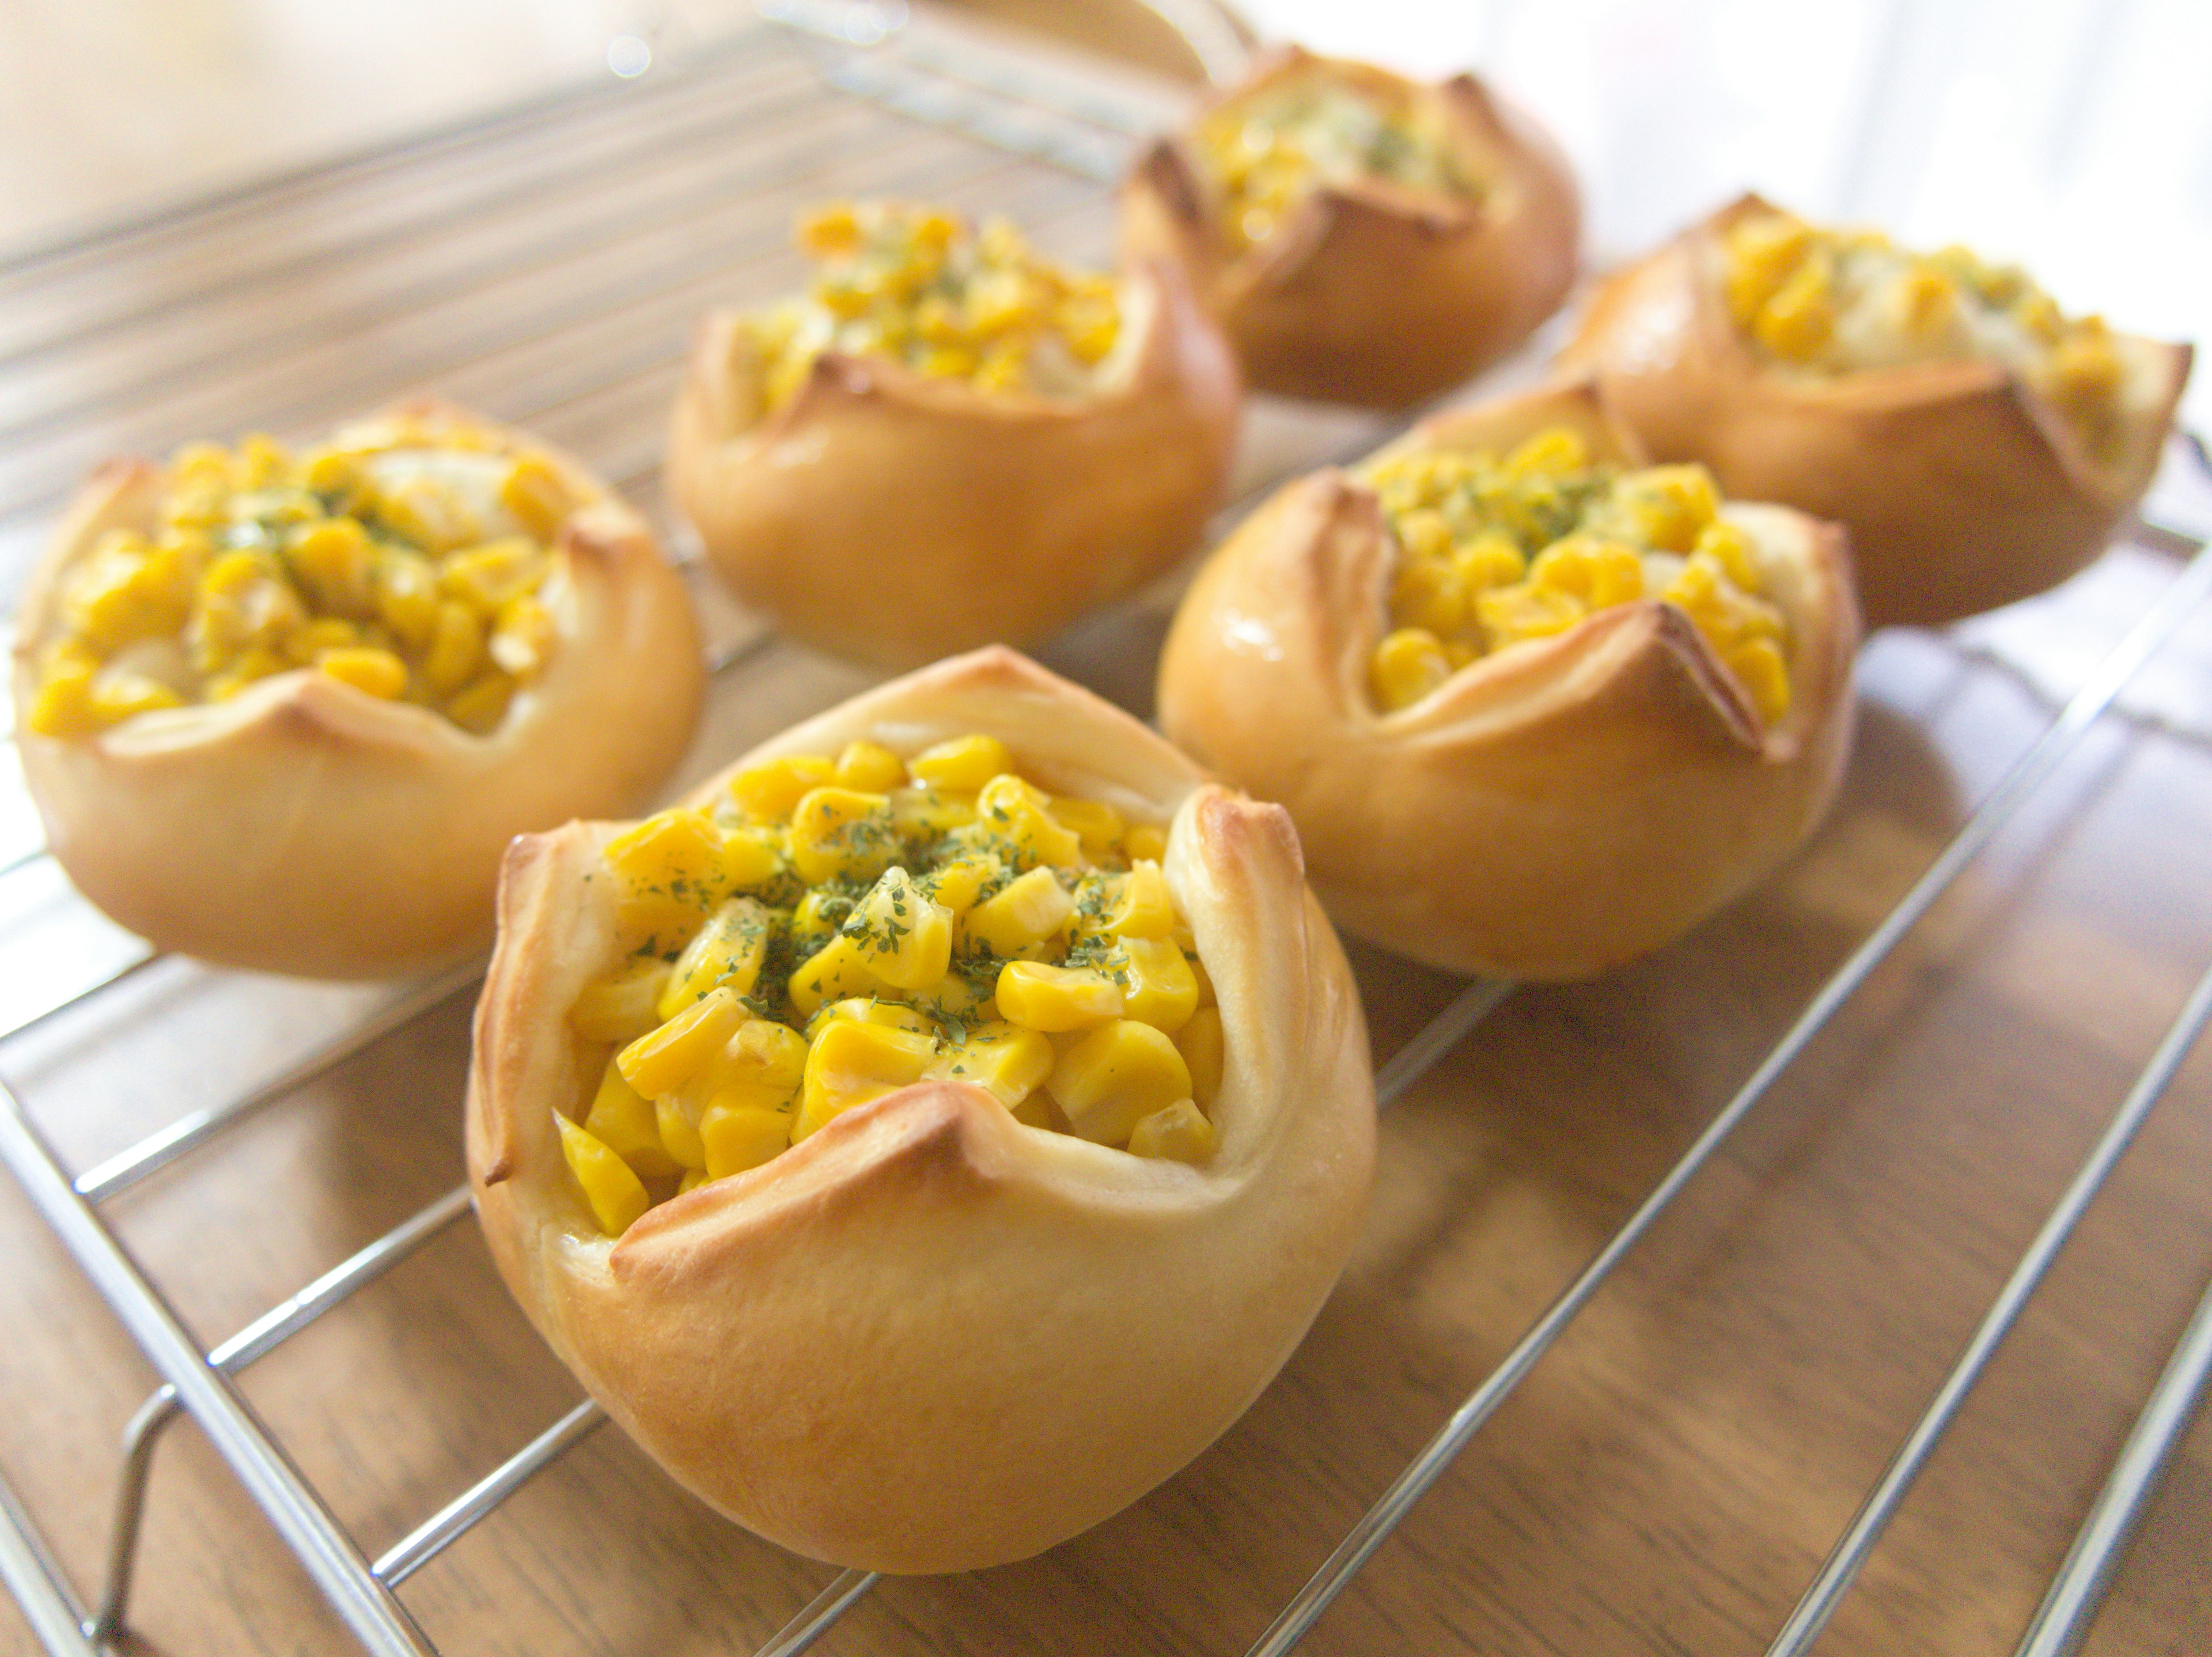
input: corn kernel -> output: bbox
[655,1094,709,1171]
[1694,519,1760,591]
[1529,535,1646,608]
[971,773,1083,868]
[422,600,484,694]
[441,538,546,615]
[788,786,897,886]
[963,866,1073,958]
[1369,627,1452,713]
[889,786,977,837]
[316,646,408,699]
[806,998,935,1039]
[616,985,747,1099]
[731,755,838,822]
[285,518,374,615]
[1048,796,1123,856]
[925,853,1001,915]
[1175,1005,1225,1109]
[88,671,185,724]
[584,1057,681,1178]
[910,733,1013,792]
[1128,1099,1215,1164]
[1504,425,1589,478]
[1109,860,1177,939]
[26,652,101,739]
[1725,213,1815,326]
[555,1114,651,1236]
[488,595,555,678]
[1756,258,1835,362]
[700,1105,792,1179]
[571,960,672,1042]
[1475,583,1585,648]
[995,959,1123,1032]
[659,896,774,1017]
[1116,935,1199,1034]
[786,934,880,1017]
[1618,467,1718,554]
[1047,1019,1194,1146]
[1122,822,1168,863]
[1726,637,1791,725]
[925,1020,1053,1110]
[834,739,907,793]
[793,1017,936,1141]
[499,454,574,539]
[846,867,952,991]
[443,669,515,735]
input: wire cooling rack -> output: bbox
[1,6,2209,1656]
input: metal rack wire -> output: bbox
[0,8,2207,1656]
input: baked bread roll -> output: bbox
[467,648,1374,1573]
[12,402,702,978]
[1119,45,1580,407]
[1562,194,2192,626]
[669,202,1240,669]
[1157,377,1859,980]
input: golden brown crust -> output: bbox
[1560,194,2194,627]
[1118,46,1580,408]
[1155,377,1861,980]
[465,648,1375,1573]
[12,402,705,979]
[667,260,1240,670]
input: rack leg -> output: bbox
[86,1387,180,1642]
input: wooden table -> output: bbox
[0,10,2206,1655]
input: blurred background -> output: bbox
[4,0,2209,431]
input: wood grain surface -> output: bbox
[0,12,2206,1656]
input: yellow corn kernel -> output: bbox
[1693,519,1760,591]
[720,826,783,892]
[441,538,546,615]
[654,1093,709,1171]
[725,1016,810,1091]
[2046,332,2125,411]
[788,786,896,886]
[1048,796,1124,857]
[284,617,358,665]
[793,1017,937,1141]
[206,647,289,698]
[790,889,846,941]
[1369,627,1452,713]
[1726,637,1791,725]
[499,454,574,540]
[1724,213,1815,326]
[1756,258,1835,362]
[1893,265,1958,338]
[972,773,1084,869]
[488,595,555,678]
[421,601,483,695]
[1503,425,1590,478]
[570,960,673,1042]
[995,959,1123,1032]
[1454,531,1527,593]
[236,433,292,489]
[88,671,185,724]
[910,733,1013,792]
[1116,935,1198,1034]
[373,551,441,648]
[1122,822,1168,864]
[1391,557,1467,637]
[1619,466,1718,554]
[833,740,906,793]
[1047,1019,1194,1146]
[583,1057,681,1178]
[699,1104,791,1179]
[616,985,747,1099]
[443,669,516,735]
[677,1167,710,1195]
[1393,509,1454,561]
[316,646,408,699]
[730,754,836,823]
[1128,1099,1215,1164]
[786,934,880,1018]
[658,896,774,1017]
[284,517,374,615]
[1109,860,1176,939]
[375,473,478,554]
[806,998,934,1039]
[798,200,863,256]
[925,853,1001,916]
[1475,582,1585,648]
[847,866,953,991]
[26,649,101,739]
[963,867,1073,959]
[1175,1005,1225,1110]
[1530,535,1645,608]
[607,807,723,898]
[925,1020,1054,1110]
[889,786,977,837]
[65,531,185,650]
[555,1113,651,1236]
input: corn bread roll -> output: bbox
[12,401,703,978]
[1119,46,1580,408]
[467,648,1374,1573]
[670,204,1240,669]
[1562,194,2192,627]
[1157,377,1858,980]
